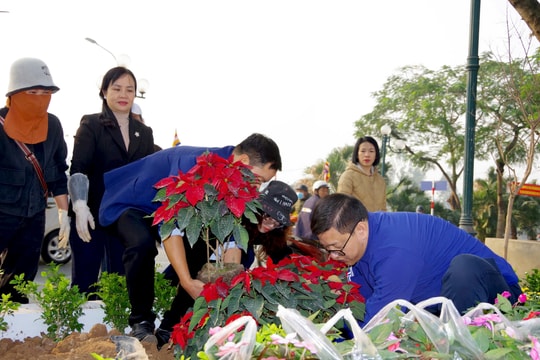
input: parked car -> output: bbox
[41,197,71,264]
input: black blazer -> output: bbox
[69,108,155,218]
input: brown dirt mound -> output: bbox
[0,324,175,360]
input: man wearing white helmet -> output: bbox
[0,58,69,303]
[294,180,330,240]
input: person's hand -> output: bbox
[72,200,95,242]
[58,208,70,248]
[182,277,205,299]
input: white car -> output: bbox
[41,198,71,264]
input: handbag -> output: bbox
[0,115,48,197]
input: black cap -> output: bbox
[260,181,298,226]
[296,184,308,192]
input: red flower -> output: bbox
[201,277,230,302]
[171,311,195,349]
[524,311,540,320]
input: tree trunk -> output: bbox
[508,0,540,42]
[495,160,506,238]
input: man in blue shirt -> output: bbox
[310,193,521,326]
[98,133,282,344]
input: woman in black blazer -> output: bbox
[67,66,156,298]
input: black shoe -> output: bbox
[155,327,171,350]
[130,321,157,343]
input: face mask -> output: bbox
[296,192,304,200]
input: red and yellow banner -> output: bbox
[517,183,540,197]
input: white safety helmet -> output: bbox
[313,180,330,191]
[6,58,59,96]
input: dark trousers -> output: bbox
[0,211,45,301]
[70,218,125,296]
[114,209,159,326]
[440,254,522,314]
[159,236,209,331]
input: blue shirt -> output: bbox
[349,212,519,325]
[99,145,234,226]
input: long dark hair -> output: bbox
[352,136,381,167]
[98,67,137,127]
[245,214,291,263]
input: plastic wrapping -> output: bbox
[203,315,257,360]
[277,305,345,359]
[68,173,89,202]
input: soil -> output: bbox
[0,324,176,360]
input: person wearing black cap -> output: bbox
[293,183,310,216]
[155,180,298,349]
[0,58,69,303]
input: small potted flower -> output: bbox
[152,152,261,281]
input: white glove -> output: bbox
[58,208,70,248]
[72,199,95,242]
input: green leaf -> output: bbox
[232,224,249,251]
[159,219,176,240]
[175,206,195,231]
[211,213,234,243]
[367,322,394,345]
[199,199,220,224]
[186,216,203,248]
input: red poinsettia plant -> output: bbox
[152,152,261,266]
[170,254,366,359]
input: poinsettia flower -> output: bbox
[171,311,196,349]
[524,311,540,320]
[276,268,299,282]
[201,277,230,302]
[231,271,251,293]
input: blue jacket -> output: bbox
[99,145,234,226]
[350,212,519,325]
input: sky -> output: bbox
[0,0,534,185]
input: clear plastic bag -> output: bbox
[276,305,346,359]
[463,302,540,341]
[363,297,485,359]
[203,315,257,360]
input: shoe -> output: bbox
[155,327,171,350]
[130,321,157,343]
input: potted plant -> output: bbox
[170,254,366,359]
[151,152,261,281]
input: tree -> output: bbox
[508,0,540,42]
[354,64,488,211]
[304,145,353,190]
[475,53,533,237]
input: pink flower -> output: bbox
[215,341,248,357]
[529,335,540,360]
[386,332,402,352]
[501,290,511,298]
[469,314,502,331]
[518,293,527,304]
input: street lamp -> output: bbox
[380,124,406,177]
[85,37,149,98]
[137,78,149,99]
[85,37,117,63]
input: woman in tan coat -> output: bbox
[337,136,386,211]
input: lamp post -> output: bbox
[85,37,117,63]
[459,0,481,235]
[380,124,392,177]
[85,37,148,99]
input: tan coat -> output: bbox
[337,162,387,211]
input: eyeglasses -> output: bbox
[324,219,361,257]
[262,214,283,229]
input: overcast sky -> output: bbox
[0,0,533,184]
